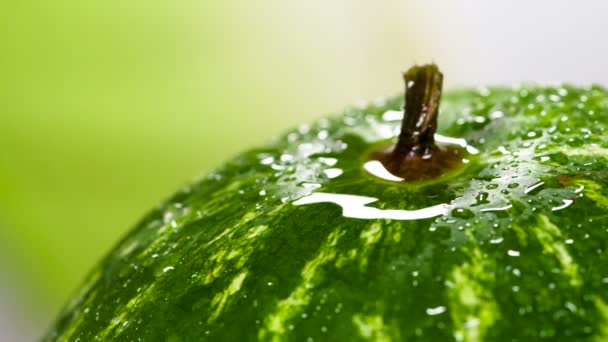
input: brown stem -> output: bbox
[394,64,443,156]
[369,64,465,182]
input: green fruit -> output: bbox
[44,66,608,341]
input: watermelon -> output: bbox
[44,67,608,341]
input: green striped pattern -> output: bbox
[45,85,608,341]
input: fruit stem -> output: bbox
[394,64,443,157]
[368,63,463,182]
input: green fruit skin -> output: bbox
[44,85,608,341]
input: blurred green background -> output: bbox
[2,1,607,339]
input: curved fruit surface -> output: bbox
[45,85,608,341]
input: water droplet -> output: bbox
[552,199,574,212]
[524,181,545,194]
[323,168,343,179]
[260,156,275,165]
[301,183,321,190]
[565,302,577,312]
[363,160,403,182]
[426,306,446,316]
[281,154,295,162]
[474,192,490,206]
[489,237,504,244]
[508,250,520,257]
[163,266,175,273]
[473,116,487,124]
[498,146,511,155]
[318,157,338,166]
[435,134,480,154]
[525,131,538,139]
[490,111,504,120]
[452,208,474,219]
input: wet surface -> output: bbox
[45,85,608,341]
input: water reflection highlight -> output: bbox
[293,192,452,220]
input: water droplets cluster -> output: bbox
[424,84,608,246]
[251,118,350,205]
